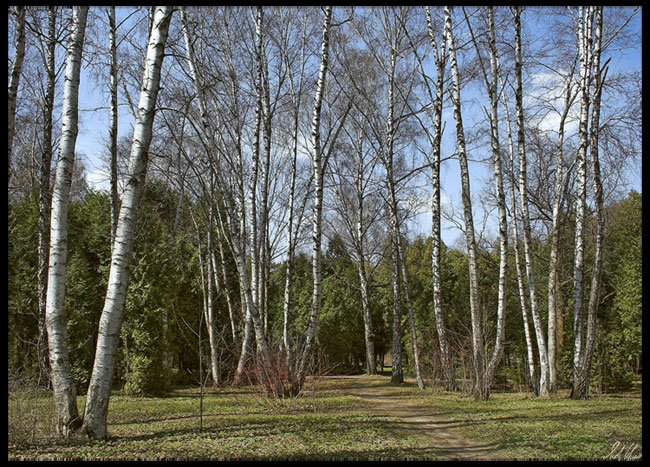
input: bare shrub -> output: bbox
[8,369,57,446]
[231,344,336,406]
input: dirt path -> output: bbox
[320,374,499,460]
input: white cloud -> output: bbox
[85,168,111,192]
[525,71,580,135]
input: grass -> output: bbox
[8,382,434,460]
[7,376,642,460]
[406,389,642,460]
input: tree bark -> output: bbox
[215,234,239,350]
[37,6,57,387]
[180,6,273,386]
[387,181,403,385]
[82,6,173,440]
[573,6,605,400]
[108,6,120,248]
[248,6,264,358]
[497,53,538,395]
[206,203,220,385]
[514,6,550,397]
[570,6,594,399]
[353,146,377,375]
[358,254,376,375]
[398,236,424,390]
[483,7,508,393]
[297,6,334,386]
[444,6,486,401]
[547,60,576,393]
[423,7,455,391]
[8,6,26,184]
[45,6,89,436]
[384,42,405,386]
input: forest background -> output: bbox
[8,5,641,441]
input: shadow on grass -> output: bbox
[11,413,486,460]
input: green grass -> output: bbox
[400,387,642,460]
[8,383,438,460]
[7,378,642,460]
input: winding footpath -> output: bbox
[323,374,499,460]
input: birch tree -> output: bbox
[384,10,405,386]
[277,10,308,365]
[513,6,550,396]
[463,6,509,394]
[324,47,386,374]
[82,6,174,440]
[108,6,120,246]
[422,7,456,392]
[264,8,320,373]
[326,112,383,375]
[8,6,27,183]
[296,5,334,387]
[444,5,487,400]
[205,193,220,384]
[179,8,223,387]
[498,66,538,394]
[572,6,606,400]
[546,60,578,393]
[349,6,424,387]
[398,7,456,390]
[238,5,275,385]
[37,6,58,386]
[44,5,89,436]
[570,5,593,400]
[178,7,276,390]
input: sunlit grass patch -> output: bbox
[413,389,642,460]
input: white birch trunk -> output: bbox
[108,6,120,247]
[223,43,253,386]
[37,7,57,385]
[216,235,239,350]
[259,34,273,338]
[570,6,594,397]
[444,6,486,400]
[44,6,88,435]
[248,6,263,350]
[8,6,26,183]
[497,56,538,394]
[297,6,333,385]
[246,7,275,376]
[281,99,300,365]
[354,153,376,375]
[424,7,455,391]
[484,7,508,391]
[82,7,173,440]
[387,182,404,385]
[514,7,550,396]
[573,6,605,400]
[398,237,424,390]
[180,7,273,385]
[358,256,376,375]
[379,31,405,386]
[547,62,576,393]
[206,207,220,385]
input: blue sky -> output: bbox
[74,6,642,250]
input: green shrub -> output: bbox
[72,364,90,395]
[124,354,171,396]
